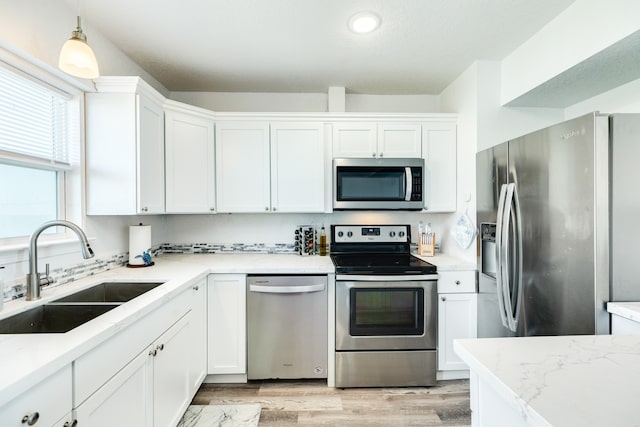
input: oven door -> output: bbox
[336,278,437,351]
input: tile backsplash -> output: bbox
[3,242,295,301]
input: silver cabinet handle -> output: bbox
[372,152,377,157]
[455,280,461,285]
[441,296,446,302]
[157,343,164,351]
[379,152,384,157]
[272,207,277,211]
[22,412,39,425]
[149,349,157,357]
[265,206,269,211]
[63,420,78,427]
[193,285,199,291]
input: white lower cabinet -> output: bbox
[437,270,477,379]
[75,314,191,427]
[207,274,247,377]
[73,285,197,427]
[74,346,151,427]
[0,365,72,427]
[188,280,208,395]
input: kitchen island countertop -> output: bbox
[455,334,640,426]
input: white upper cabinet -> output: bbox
[216,120,325,213]
[216,121,271,212]
[332,122,377,157]
[422,121,457,212]
[86,77,165,215]
[332,122,422,158]
[377,123,422,158]
[270,122,325,212]
[165,101,216,213]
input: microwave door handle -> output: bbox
[405,167,412,201]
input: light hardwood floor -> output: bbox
[191,379,471,426]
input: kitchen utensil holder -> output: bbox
[294,225,316,256]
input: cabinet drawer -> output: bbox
[0,365,71,427]
[437,270,476,293]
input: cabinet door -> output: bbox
[0,366,72,427]
[86,93,137,215]
[188,280,207,395]
[152,314,191,427]
[270,122,325,212]
[165,110,216,213]
[377,123,422,158]
[207,274,247,374]
[137,93,165,214]
[216,122,270,212]
[75,348,152,427]
[332,122,377,158]
[423,122,457,212]
[438,293,477,372]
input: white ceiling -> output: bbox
[67,0,576,94]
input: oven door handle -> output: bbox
[249,284,326,294]
[336,274,438,281]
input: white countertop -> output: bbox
[0,253,333,407]
[607,301,640,322]
[0,251,472,407]
[455,335,640,427]
[414,253,476,271]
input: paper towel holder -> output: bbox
[127,223,155,268]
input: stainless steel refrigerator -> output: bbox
[476,112,640,337]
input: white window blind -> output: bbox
[0,64,71,166]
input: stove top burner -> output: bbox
[330,253,436,275]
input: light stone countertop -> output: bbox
[0,251,472,408]
[455,335,640,427]
[414,253,476,271]
[607,301,640,322]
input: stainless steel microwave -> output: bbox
[333,158,424,210]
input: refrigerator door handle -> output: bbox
[495,183,510,329]
[511,182,524,332]
[502,183,522,333]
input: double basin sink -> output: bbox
[0,281,164,334]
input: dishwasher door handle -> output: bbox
[249,283,326,294]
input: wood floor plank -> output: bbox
[192,379,471,425]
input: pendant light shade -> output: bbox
[58,16,99,79]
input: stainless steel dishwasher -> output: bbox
[247,275,328,380]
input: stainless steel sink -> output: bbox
[0,304,119,334]
[51,281,165,303]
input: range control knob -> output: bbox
[347,231,353,238]
[389,231,396,237]
[337,231,344,238]
[399,231,405,238]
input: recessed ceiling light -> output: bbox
[348,12,381,34]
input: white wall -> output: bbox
[0,0,167,96]
[170,91,440,113]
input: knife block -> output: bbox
[418,232,436,257]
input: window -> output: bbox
[0,62,79,239]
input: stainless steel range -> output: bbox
[330,224,438,388]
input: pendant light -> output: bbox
[58,15,100,79]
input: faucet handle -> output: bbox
[40,263,54,286]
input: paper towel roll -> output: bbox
[129,224,151,265]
